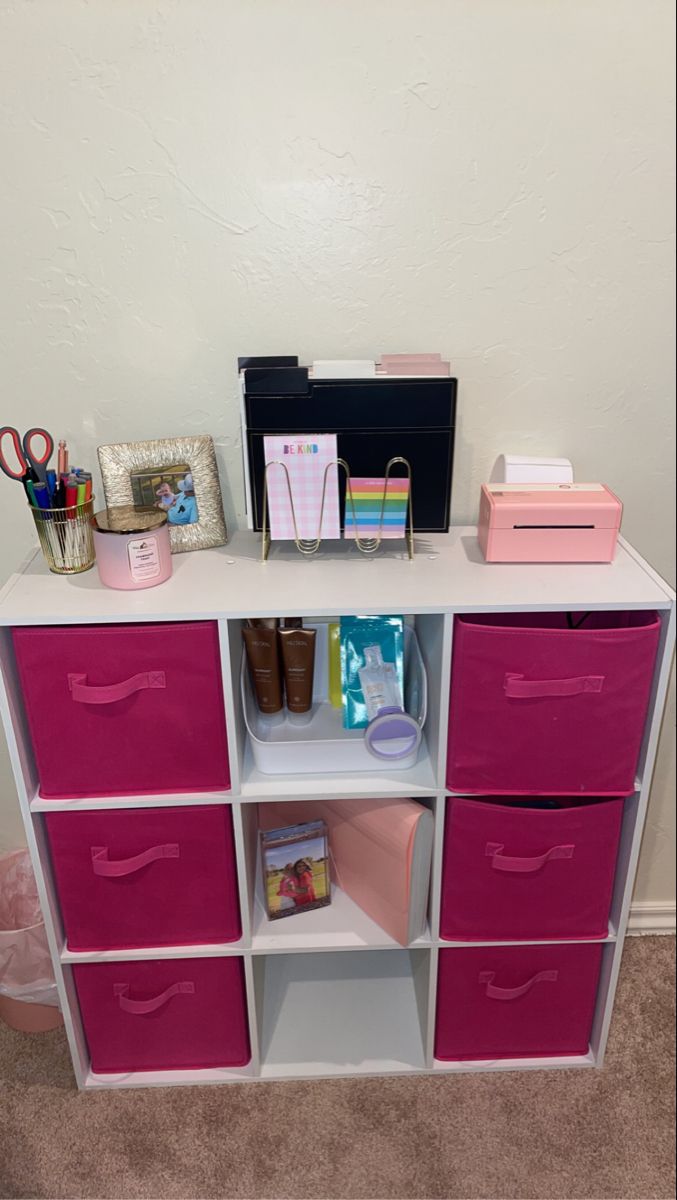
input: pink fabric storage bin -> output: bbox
[440,797,623,942]
[46,805,241,951]
[447,611,660,795]
[435,943,602,1061]
[12,621,230,799]
[73,956,250,1073]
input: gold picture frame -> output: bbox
[98,435,227,553]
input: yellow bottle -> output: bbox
[328,622,342,708]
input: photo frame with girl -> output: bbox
[260,820,331,921]
[98,434,227,553]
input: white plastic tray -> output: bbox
[241,623,427,775]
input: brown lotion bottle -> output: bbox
[242,620,283,714]
[278,623,316,714]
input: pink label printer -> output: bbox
[478,483,623,563]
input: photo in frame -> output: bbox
[98,435,227,553]
[130,464,199,524]
[260,820,331,921]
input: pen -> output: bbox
[57,440,68,477]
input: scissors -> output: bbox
[0,426,55,486]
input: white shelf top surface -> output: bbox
[85,1063,257,1089]
[432,1050,597,1075]
[0,530,672,625]
[239,740,438,800]
[60,938,247,963]
[252,881,431,954]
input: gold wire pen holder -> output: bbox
[29,496,96,574]
[260,456,414,562]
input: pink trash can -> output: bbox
[0,993,63,1033]
[440,796,623,942]
[46,805,241,952]
[73,956,250,1073]
[0,848,63,1033]
[435,943,602,1061]
[13,621,230,799]
[447,611,660,796]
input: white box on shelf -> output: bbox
[241,623,427,775]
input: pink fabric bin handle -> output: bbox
[91,844,180,877]
[485,842,575,874]
[503,672,605,699]
[67,671,166,705]
[479,970,559,1002]
[113,981,195,1015]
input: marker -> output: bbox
[26,479,38,507]
[46,469,57,498]
[34,483,52,511]
[76,482,87,506]
[65,480,79,515]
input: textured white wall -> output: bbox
[0,1,674,907]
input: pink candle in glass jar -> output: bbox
[91,506,173,590]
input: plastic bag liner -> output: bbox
[0,849,59,1007]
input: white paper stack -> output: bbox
[490,455,574,484]
[311,360,376,379]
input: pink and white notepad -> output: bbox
[263,434,340,541]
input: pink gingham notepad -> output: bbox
[263,434,341,541]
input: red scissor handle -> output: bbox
[0,426,28,480]
[22,427,54,472]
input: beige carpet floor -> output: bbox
[0,936,674,1200]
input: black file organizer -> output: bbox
[242,374,457,533]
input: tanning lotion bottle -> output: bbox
[278,621,316,718]
[242,619,283,715]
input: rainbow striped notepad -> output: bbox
[344,477,410,539]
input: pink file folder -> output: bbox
[259,798,433,946]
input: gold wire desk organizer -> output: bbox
[260,456,414,562]
[29,495,96,575]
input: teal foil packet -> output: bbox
[340,616,404,729]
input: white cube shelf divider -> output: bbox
[0,529,673,1090]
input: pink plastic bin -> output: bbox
[447,611,660,795]
[12,622,230,799]
[435,943,602,1061]
[46,805,241,952]
[73,956,250,1073]
[440,797,623,942]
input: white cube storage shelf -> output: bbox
[0,529,673,1091]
